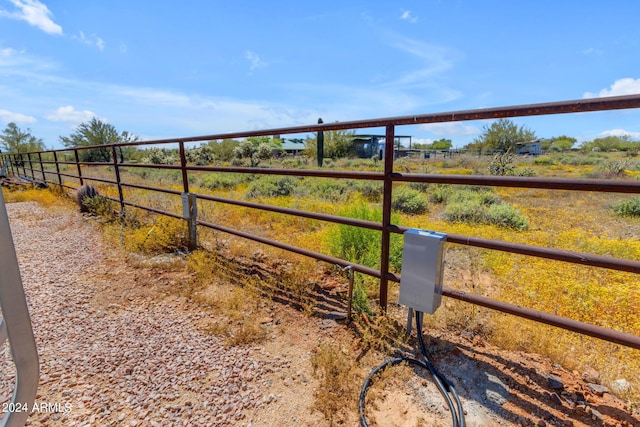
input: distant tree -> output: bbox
[233,136,280,167]
[304,129,355,160]
[470,119,536,153]
[581,135,637,152]
[59,117,138,162]
[0,123,45,153]
[206,139,240,162]
[548,136,576,152]
[431,138,453,150]
[186,144,216,165]
[143,147,177,165]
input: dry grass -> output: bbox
[310,344,361,426]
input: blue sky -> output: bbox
[1,0,640,149]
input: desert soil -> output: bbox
[0,200,638,426]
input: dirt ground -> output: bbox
[2,200,639,426]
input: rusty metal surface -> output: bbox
[392,173,640,193]
[196,219,381,278]
[195,193,382,230]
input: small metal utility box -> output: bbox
[399,229,447,314]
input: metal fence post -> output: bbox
[53,152,62,187]
[20,153,26,177]
[179,142,197,250]
[26,153,34,179]
[74,149,83,186]
[111,145,126,219]
[37,152,46,184]
[379,124,396,310]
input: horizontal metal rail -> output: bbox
[196,219,380,278]
[393,173,640,193]
[441,288,640,349]
[195,193,383,230]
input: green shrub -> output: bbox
[391,187,428,215]
[246,176,298,198]
[533,156,556,165]
[355,180,383,202]
[486,203,529,230]
[428,184,451,203]
[199,173,242,190]
[444,191,529,230]
[612,197,640,217]
[408,181,430,192]
[82,195,117,220]
[444,199,486,224]
[327,203,402,271]
[295,178,353,202]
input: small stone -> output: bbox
[610,378,631,395]
[590,408,603,422]
[581,366,600,384]
[547,374,564,390]
[586,383,609,396]
[549,392,562,406]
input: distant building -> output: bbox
[515,139,542,155]
[278,138,306,156]
[352,134,413,159]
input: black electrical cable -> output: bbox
[358,311,465,427]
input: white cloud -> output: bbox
[420,122,480,137]
[400,9,418,23]
[584,78,640,98]
[0,0,62,35]
[119,42,127,54]
[583,47,603,55]
[245,51,266,71]
[73,31,105,51]
[46,106,96,123]
[0,109,37,124]
[600,128,640,140]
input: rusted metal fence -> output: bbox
[3,94,640,351]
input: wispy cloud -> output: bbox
[420,122,480,137]
[245,51,266,71]
[584,78,640,98]
[400,9,418,23]
[0,109,37,124]
[0,0,62,35]
[384,35,458,87]
[72,31,105,51]
[583,47,604,55]
[46,105,96,123]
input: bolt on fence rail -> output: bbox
[3,94,640,350]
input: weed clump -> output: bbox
[612,197,640,217]
[327,202,403,271]
[311,344,359,426]
[246,176,298,198]
[444,190,529,231]
[126,216,190,254]
[391,187,428,215]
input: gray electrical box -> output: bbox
[399,229,447,314]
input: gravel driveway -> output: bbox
[0,202,274,426]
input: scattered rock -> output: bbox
[581,366,600,384]
[610,378,631,395]
[547,374,564,391]
[586,383,609,397]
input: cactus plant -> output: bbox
[76,184,99,212]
